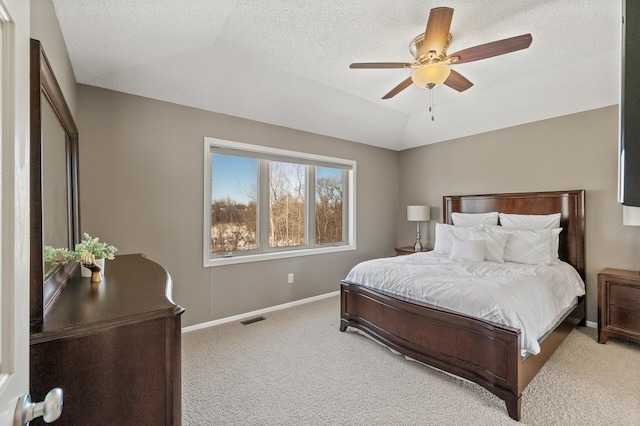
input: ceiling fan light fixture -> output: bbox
[411,62,451,89]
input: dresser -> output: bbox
[30,254,184,425]
[597,268,640,345]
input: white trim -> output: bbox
[182,290,339,333]
[182,292,600,334]
[205,137,355,168]
[0,0,15,385]
[0,0,30,413]
[209,244,355,266]
[203,140,212,267]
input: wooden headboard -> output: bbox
[443,190,585,280]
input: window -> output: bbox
[204,138,355,266]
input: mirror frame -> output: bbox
[30,39,81,330]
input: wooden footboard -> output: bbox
[340,281,586,421]
[340,281,523,418]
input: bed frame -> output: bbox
[340,190,585,421]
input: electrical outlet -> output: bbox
[288,273,294,283]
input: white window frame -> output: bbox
[203,137,356,266]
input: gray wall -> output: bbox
[77,84,399,327]
[31,0,77,118]
[397,105,633,324]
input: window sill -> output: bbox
[205,244,356,267]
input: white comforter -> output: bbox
[344,252,585,355]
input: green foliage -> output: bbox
[71,233,118,260]
[43,246,73,265]
[44,233,118,264]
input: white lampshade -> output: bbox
[623,205,640,226]
[407,205,430,222]
[411,63,451,88]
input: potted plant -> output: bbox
[71,233,118,277]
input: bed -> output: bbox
[339,190,586,421]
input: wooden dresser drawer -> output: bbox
[598,268,640,345]
[609,283,640,309]
[609,305,640,333]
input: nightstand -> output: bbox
[394,246,432,256]
[597,268,640,345]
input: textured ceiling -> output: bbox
[51,0,621,151]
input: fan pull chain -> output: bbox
[429,87,435,121]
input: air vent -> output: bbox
[240,316,266,325]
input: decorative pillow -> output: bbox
[487,226,554,265]
[499,213,561,230]
[449,238,485,262]
[451,212,499,227]
[433,223,483,255]
[467,229,509,263]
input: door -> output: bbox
[0,0,31,423]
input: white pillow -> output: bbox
[499,213,561,230]
[433,223,453,254]
[451,212,499,227]
[467,229,509,263]
[434,223,483,255]
[449,238,485,262]
[550,227,563,264]
[488,226,554,265]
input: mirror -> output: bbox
[30,39,80,330]
[41,93,71,277]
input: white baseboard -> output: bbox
[182,290,340,333]
[182,291,599,333]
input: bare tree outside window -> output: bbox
[316,167,343,244]
[269,161,305,247]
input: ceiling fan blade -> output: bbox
[443,69,473,92]
[350,62,413,69]
[447,33,532,64]
[422,7,454,56]
[382,77,413,99]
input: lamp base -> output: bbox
[414,240,423,251]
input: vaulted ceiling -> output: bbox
[52,0,621,151]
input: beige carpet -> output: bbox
[182,295,640,425]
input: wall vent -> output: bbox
[240,316,266,325]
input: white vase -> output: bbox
[80,257,105,278]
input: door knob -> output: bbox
[14,388,63,426]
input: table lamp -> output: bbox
[407,205,430,251]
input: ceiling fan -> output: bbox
[350,7,532,100]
